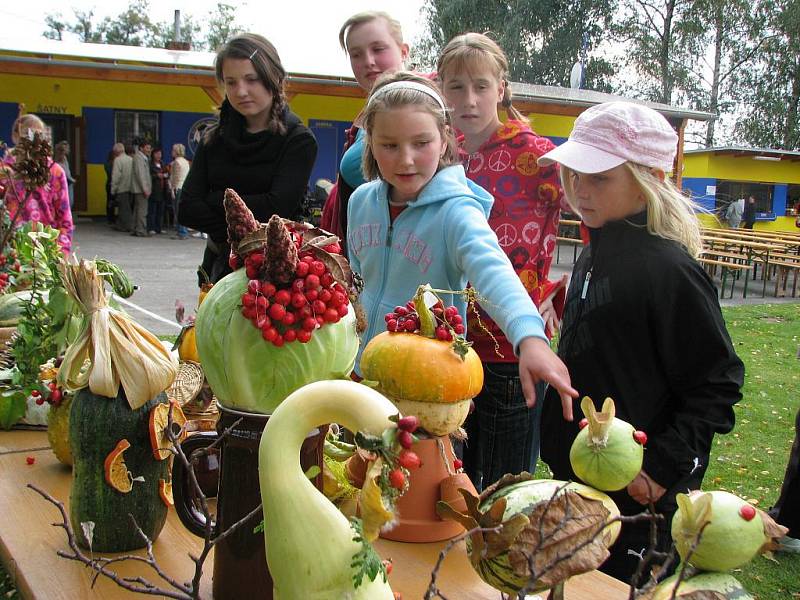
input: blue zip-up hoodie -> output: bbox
[347,165,546,372]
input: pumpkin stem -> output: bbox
[413,285,436,338]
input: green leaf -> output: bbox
[349,517,387,588]
[303,465,321,480]
[0,391,26,429]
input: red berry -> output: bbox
[739,504,757,521]
[311,261,325,276]
[50,389,62,403]
[388,469,406,490]
[578,418,589,429]
[269,303,286,321]
[323,242,341,254]
[398,449,422,470]
[274,289,291,306]
[633,430,647,445]
[241,293,256,308]
[260,282,277,297]
[282,312,296,326]
[302,317,317,331]
[387,319,398,332]
[453,324,465,335]
[381,558,393,575]
[332,291,348,307]
[319,289,332,304]
[320,272,334,287]
[26,456,35,465]
[337,304,349,317]
[398,415,419,432]
[297,329,312,343]
[295,261,310,277]
[272,334,285,348]
[257,316,271,330]
[323,308,339,323]
[394,306,408,316]
[398,430,414,449]
[242,306,257,320]
[247,279,260,294]
[291,292,307,308]
[403,319,416,332]
[248,252,264,266]
[30,389,40,397]
[228,254,240,270]
[435,326,450,341]
[301,255,314,264]
[305,289,319,302]
[262,327,278,342]
[245,266,259,280]
[385,312,395,322]
[256,295,268,311]
[35,397,45,405]
[291,279,305,292]
[316,315,325,326]
[450,314,463,326]
[445,306,458,318]
[453,458,463,470]
[305,274,321,290]
[313,300,326,314]
[283,329,297,343]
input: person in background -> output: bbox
[169,143,191,240]
[769,402,800,553]
[742,195,757,229]
[104,145,120,224]
[321,10,409,252]
[347,71,577,414]
[437,32,566,490]
[131,139,152,238]
[111,143,134,232]
[2,114,73,253]
[53,141,76,209]
[725,197,745,229]
[179,33,317,284]
[147,146,167,235]
[536,101,744,585]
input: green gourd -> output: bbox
[69,388,169,552]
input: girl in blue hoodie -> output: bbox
[347,71,578,414]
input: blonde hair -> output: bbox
[560,163,702,257]
[437,32,527,123]
[361,71,458,182]
[11,114,46,144]
[172,143,186,157]
[339,11,404,52]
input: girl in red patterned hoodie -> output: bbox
[438,33,567,490]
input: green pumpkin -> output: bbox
[69,388,169,552]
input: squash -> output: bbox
[178,284,212,364]
[69,387,169,552]
[438,474,620,596]
[646,572,754,600]
[361,287,483,435]
[46,394,73,466]
[258,380,397,600]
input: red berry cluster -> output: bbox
[384,300,465,341]
[0,247,21,293]
[238,248,350,347]
[388,416,422,490]
[30,380,64,407]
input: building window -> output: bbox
[788,184,800,214]
[115,111,159,145]
[716,181,773,214]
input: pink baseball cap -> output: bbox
[538,101,678,173]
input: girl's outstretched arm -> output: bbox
[518,337,578,421]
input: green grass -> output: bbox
[0,304,798,599]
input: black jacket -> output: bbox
[541,213,744,516]
[178,102,318,282]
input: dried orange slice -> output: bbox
[149,400,188,461]
[158,479,174,507]
[104,439,133,493]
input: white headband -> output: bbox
[367,81,448,114]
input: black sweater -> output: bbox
[178,103,317,281]
[541,213,744,516]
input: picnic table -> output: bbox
[0,429,628,600]
[701,235,787,297]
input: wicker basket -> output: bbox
[166,361,204,406]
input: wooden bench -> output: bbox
[698,258,754,298]
[769,259,800,297]
[555,236,583,264]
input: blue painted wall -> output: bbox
[682,177,717,211]
[308,119,352,185]
[0,102,19,145]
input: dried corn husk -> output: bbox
[56,257,178,409]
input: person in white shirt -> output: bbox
[111,143,134,232]
[169,144,191,239]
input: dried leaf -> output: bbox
[81,521,95,548]
[508,490,612,588]
[757,508,789,553]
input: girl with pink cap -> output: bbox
[536,101,745,584]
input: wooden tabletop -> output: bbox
[0,430,628,599]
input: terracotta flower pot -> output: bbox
[440,471,478,515]
[381,436,470,543]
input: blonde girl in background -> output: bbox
[321,11,409,251]
[437,33,567,491]
[347,71,578,416]
[2,114,73,253]
[537,101,744,584]
[169,143,190,240]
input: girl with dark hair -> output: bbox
[178,33,318,283]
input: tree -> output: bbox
[613,0,703,106]
[99,0,155,47]
[43,15,66,41]
[732,0,800,150]
[204,3,244,53]
[416,0,618,91]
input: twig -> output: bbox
[423,525,503,600]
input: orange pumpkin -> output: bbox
[361,331,484,436]
[178,284,213,364]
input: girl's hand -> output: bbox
[627,470,666,505]
[518,337,578,420]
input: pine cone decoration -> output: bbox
[11,133,51,192]
[266,215,298,285]
[224,188,259,246]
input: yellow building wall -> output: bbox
[684,152,800,184]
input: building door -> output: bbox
[37,113,86,212]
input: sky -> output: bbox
[0,0,429,77]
